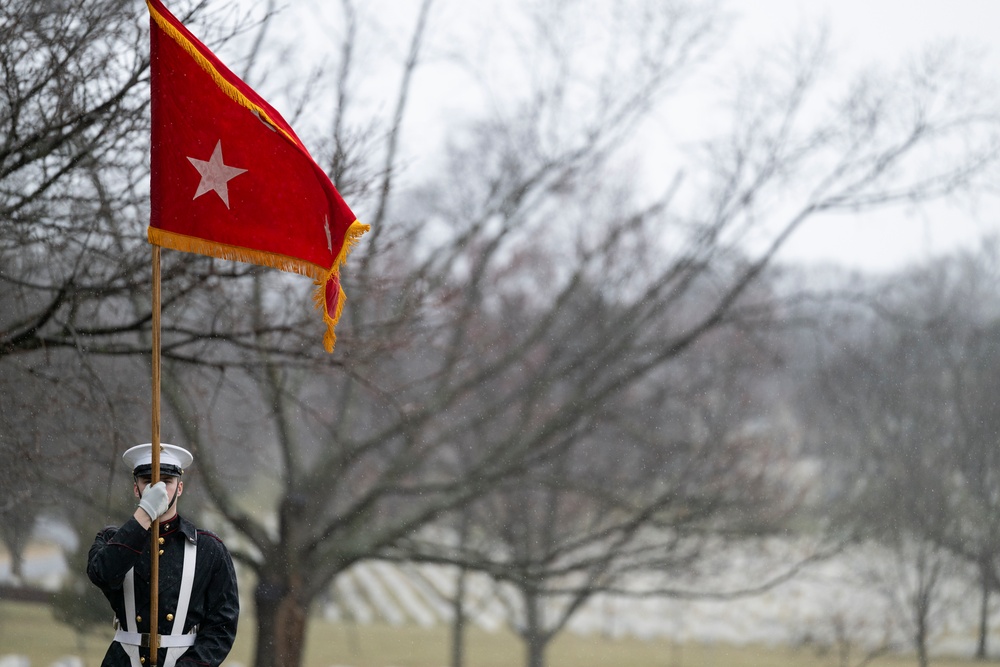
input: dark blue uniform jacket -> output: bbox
[88,514,239,666]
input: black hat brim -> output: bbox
[133,463,184,478]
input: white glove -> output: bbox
[138,481,170,521]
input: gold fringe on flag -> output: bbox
[147,227,328,280]
[150,222,370,353]
[314,220,371,353]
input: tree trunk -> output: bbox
[915,596,929,667]
[8,548,23,583]
[1,520,31,583]
[253,573,311,667]
[450,565,467,667]
[523,590,550,667]
[977,558,990,660]
[524,629,549,667]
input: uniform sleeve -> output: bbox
[87,518,150,591]
[178,537,240,666]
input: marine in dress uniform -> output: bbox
[88,444,239,667]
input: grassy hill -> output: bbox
[4,599,1000,667]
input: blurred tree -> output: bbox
[927,246,1000,660]
[0,0,149,553]
[809,243,1000,663]
[392,301,801,667]
[1,0,152,357]
[157,2,1000,665]
[53,536,120,639]
[0,352,146,587]
[4,1,1000,667]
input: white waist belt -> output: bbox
[114,629,197,648]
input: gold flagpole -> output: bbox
[150,245,162,665]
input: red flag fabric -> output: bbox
[146,0,368,352]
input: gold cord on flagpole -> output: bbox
[150,245,162,665]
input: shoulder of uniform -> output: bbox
[196,528,226,545]
[97,524,120,536]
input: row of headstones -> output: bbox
[0,659,80,667]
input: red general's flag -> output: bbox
[146,0,368,353]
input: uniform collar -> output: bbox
[159,514,197,544]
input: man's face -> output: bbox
[133,474,183,518]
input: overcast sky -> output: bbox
[732,1,1000,272]
[255,0,1000,274]
[434,1,1000,273]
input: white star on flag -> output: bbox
[187,140,247,209]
